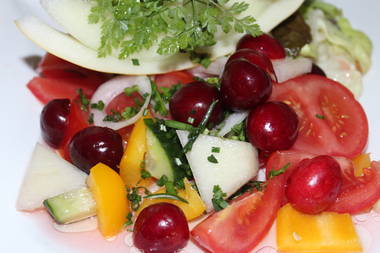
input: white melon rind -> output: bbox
[16,143,87,211]
[16,0,304,75]
[177,131,259,211]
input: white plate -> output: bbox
[1,0,379,252]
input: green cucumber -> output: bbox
[144,119,190,182]
[43,187,96,224]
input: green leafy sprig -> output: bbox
[89,0,262,59]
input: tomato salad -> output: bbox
[16,0,380,253]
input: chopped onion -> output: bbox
[217,111,248,137]
[188,56,228,78]
[53,216,98,233]
[272,57,312,83]
[90,75,152,130]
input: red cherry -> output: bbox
[133,203,189,253]
[237,34,286,60]
[286,155,343,214]
[246,101,298,152]
[220,59,272,110]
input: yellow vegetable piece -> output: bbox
[277,204,362,253]
[136,179,206,221]
[352,153,371,177]
[87,163,129,238]
[119,115,153,188]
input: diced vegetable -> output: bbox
[87,163,129,238]
[144,119,189,181]
[44,187,96,224]
[136,179,206,221]
[119,115,153,188]
[17,143,87,211]
[277,203,362,252]
[177,130,259,211]
[352,153,371,177]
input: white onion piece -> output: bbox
[90,75,152,130]
[272,57,312,83]
[188,56,228,78]
[217,111,248,137]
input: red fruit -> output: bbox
[134,203,189,253]
[286,155,343,214]
[246,101,299,152]
[236,34,286,60]
[169,81,223,127]
[227,49,277,81]
[220,59,272,110]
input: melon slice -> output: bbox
[16,143,87,211]
[16,0,304,75]
[177,131,259,211]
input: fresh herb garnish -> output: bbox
[131,58,140,66]
[183,100,218,153]
[164,120,195,131]
[160,84,182,103]
[224,121,247,141]
[150,79,168,116]
[88,113,94,124]
[124,85,139,96]
[125,212,133,226]
[103,110,123,122]
[268,163,291,179]
[211,147,220,153]
[127,187,142,211]
[89,0,262,60]
[207,154,218,163]
[77,88,90,111]
[140,169,151,179]
[121,106,138,120]
[212,185,229,211]
[90,100,105,110]
[315,114,325,119]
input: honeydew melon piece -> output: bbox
[16,143,87,211]
[17,0,304,75]
[177,131,259,211]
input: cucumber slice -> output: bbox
[144,119,190,181]
[44,187,96,224]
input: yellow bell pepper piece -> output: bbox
[87,163,129,238]
[352,153,371,177]
[277,204,362,253]
[136,179,206,221]
[119,115,153,188]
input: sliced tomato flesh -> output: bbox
[270,75,368,158]
[191,163,291,253]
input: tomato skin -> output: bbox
[270,75,368,158]
[154,71,194,88]
[191,164,291,253]
[267,151,380,214]
[327,161,380,214]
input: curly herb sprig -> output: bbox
[89,0,262,59]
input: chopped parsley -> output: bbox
[225,121,247,141]
[125,212,133,226]
[315,114,325,119]
[88,113,94,124]
[212,185,229,211]
[150,79,168,116]
[131,58,140,66]
[77,88,89,111]
[88,0,261,60]
[103,110,123,122]
[207,154,218,163]
[90,100,105,110]
[211,147,220,153]
[124,85,139,96]
[268,163,291,179]
[140,169,151,179]
[160,84,182,103]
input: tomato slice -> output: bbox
[270,75,368,158]
[154,71,194,89]
[327,161,380,214]
[267,151,380,214]
[191,164,290,253]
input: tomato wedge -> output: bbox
[191,164,291,253]
[270,75,368,158]
[154,71,194,88]
[267,151,380,214]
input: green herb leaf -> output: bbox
[125,212,133,226]
[124,85,140,96]
[89,0,262,59]
[150,79,168,116]
[268,163,291,179]
[164,120,195,131]
[131,58,140,66]
[88,113,94,124]
[212,185,229,211]
[90,100,105,111]
[211,147,220,153]
[207,154,218,163]
[140,169,151,179]
[77,88,89,111]
[315,114,325,119]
